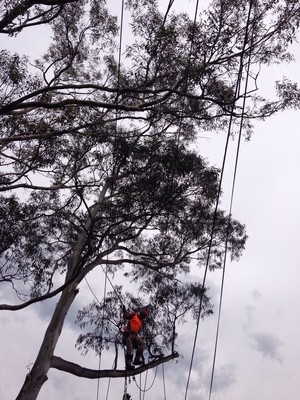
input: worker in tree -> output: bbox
[123,305,149,370]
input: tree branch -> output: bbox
[0,278,73,311]
[1,6,63,35]
[50,352,179,378]
[0,0,78,33]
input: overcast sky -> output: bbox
[1,1,300,400]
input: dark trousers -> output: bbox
[124,332,145,360]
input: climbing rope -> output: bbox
[133,366,158,393]
[97,261,109,400]
[162,363,167,400]
[142,370,148,400]
[124,373,128,400]
[105,376,112,400]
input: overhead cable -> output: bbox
[184,1,255,399]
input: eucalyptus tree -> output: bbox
[1,1,300,399]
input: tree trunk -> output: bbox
[15,281,79,400]
[15,183,110,399]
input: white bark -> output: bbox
[15,183,111,400]
[16,282,79,400]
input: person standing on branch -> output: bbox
[123,305,149,370]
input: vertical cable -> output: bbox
[162,363,167,400]
[117,0,125,96]
[184,1,255,399]
[208,3,255,398]
[111,0,125,193]
[142,369,148,400]
[96,261,108,400]
[105,377,111,400]
[124,375,128,399]
[139,374,142,400]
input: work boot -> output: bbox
[125,355,135,370]
[133,351,144,366]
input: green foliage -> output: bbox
[76,279,213,357]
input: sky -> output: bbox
[1,1,300,400]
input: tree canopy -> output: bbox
[1,1,300,399]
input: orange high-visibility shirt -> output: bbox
[126,313,142,334]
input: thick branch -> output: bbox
[51,352,179,378]
[0,279,72,311]
[1,98,144,115]
[0,0,77,32]
[37,0,78,4]
[0,78,186,115]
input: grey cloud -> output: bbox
[245,305,254,321]
[250,332,283,363]
[180,363,236,400]
[32,282,92,333]
[154,328,213,400]
[205,364,236,394]
[243,304,255,332]
[164,339,210,391]
[252,289,262,300]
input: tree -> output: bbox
[1,0,300,399]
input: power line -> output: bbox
[184,1,256,399]
[208,4,256,399]
[117,0,125,98]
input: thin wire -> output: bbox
[164,0,175,19]
[110,0,125,198]
[117,0,125,98]
[105,377,111,400]
[92,4,154,400]
[85,277,102,305]
[96,262,109,400]
[103,361,117,400]
[115,7,126,388]
[96,351,102,400]
[184,2,255,399]
[140,374,142,400]
[100,264,124,306]
[165,0,201,222]
[124,374,128,398]
[84,272,108,400]
[144,0,175,87]
[162,363,167,400]
[133,366,158,392]
[208,4,255,398]
[142,370,149,400]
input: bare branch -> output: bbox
[50,352,179,378]
[0,0,78,33]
